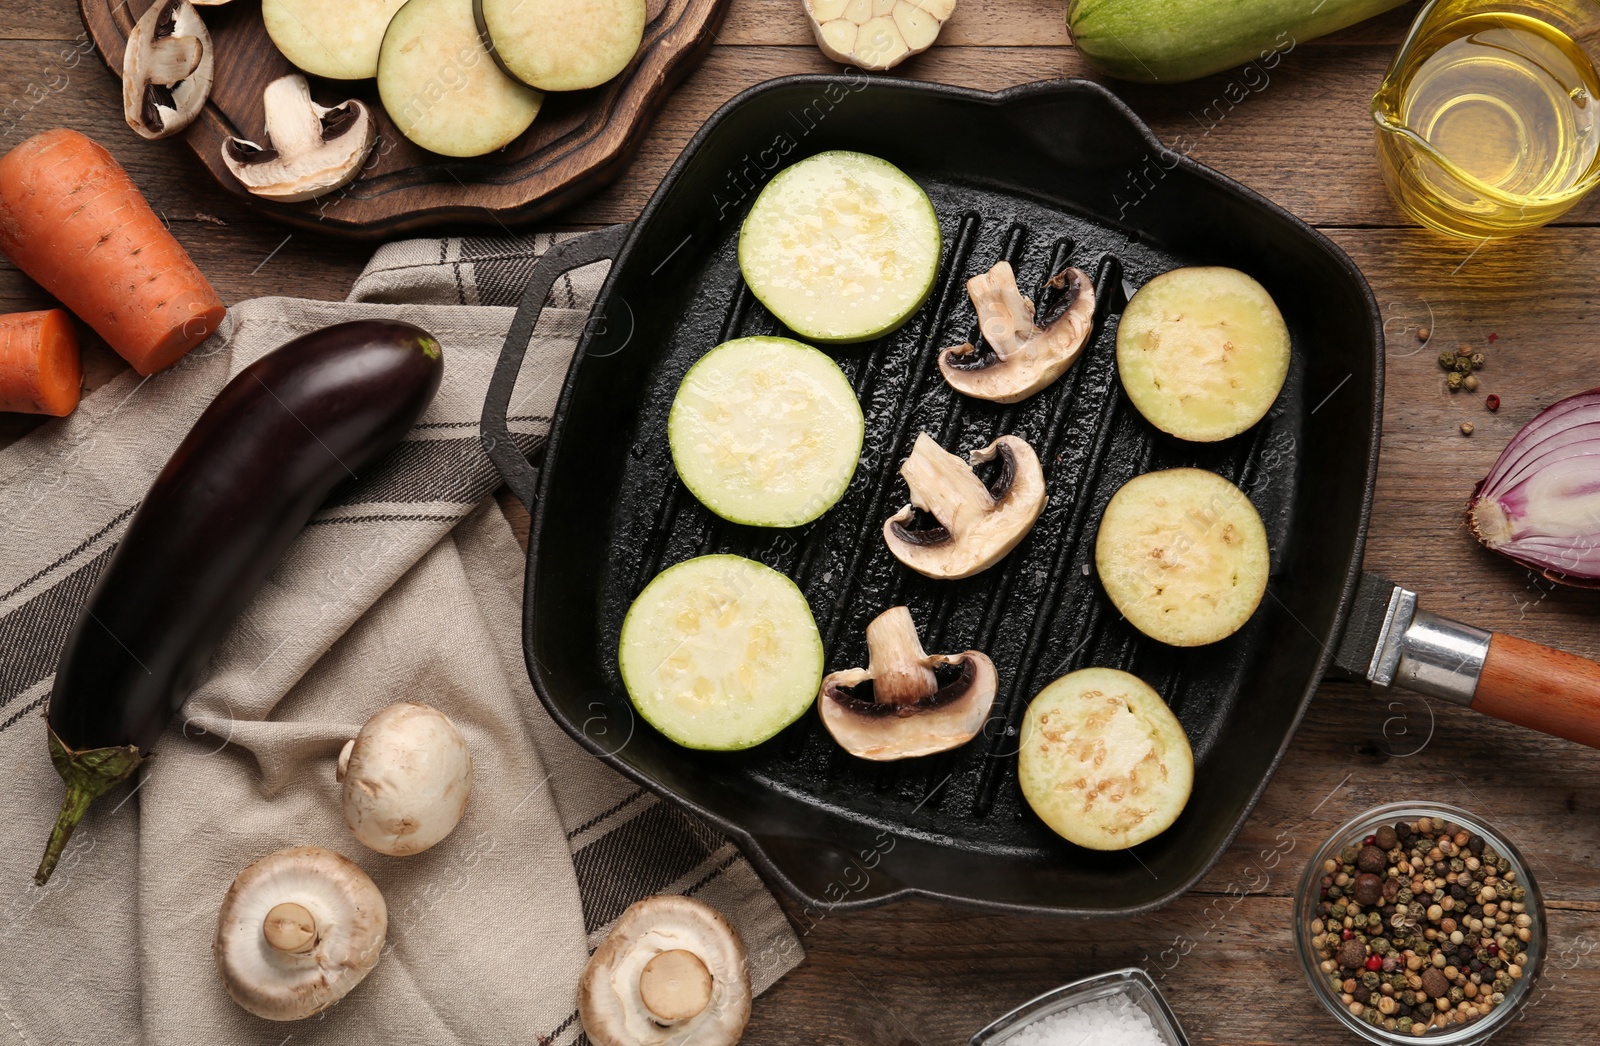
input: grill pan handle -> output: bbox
[480,223,633,510]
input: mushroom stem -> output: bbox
[638,949,713,1024]
[263,902,318,954]
[147,35,203,83]
[900,433,993,532]
[261,75,330,156]
[968,261,1036,360]
[863,606,938,704]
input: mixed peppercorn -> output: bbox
[1309,816,1535,1037]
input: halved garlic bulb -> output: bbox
[803,0,954,71]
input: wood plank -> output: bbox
[0,0,1429,48]
[715,0,1426,47]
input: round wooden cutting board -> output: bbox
[80,0,728,238]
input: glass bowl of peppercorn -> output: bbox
[1295,802,1544,1044]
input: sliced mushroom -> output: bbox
[213,845,387,1021]
[883,432,1047,579]
[221,74,376,202]
[820,606,997,760]
[579,895,750,1046]
[938,261,1097,403]
[805,0,954,71]
[122,0,214,140]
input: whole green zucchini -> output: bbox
[1067,0,1409,83]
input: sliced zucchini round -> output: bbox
[1094,468,1269,647]
[1117,266,1291,442]
[262,0,409,80]
[378,0,542,158]
[619,555,823,751]
[1018,667,1194,851]
[474,0,646,92]
[668,336,864,528]
[738,151,941,344]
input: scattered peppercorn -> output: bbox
[1486,394,1500,412]
[1418,327,1431,342]
[1448,372,1464,391]
[1310,816,1535,1036]
[1462,422,1475,436]
[1470,352,1485,368]
[1463,374,1479,392]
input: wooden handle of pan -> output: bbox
[1472,632,1600,749]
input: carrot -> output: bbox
[0,129,225,376]
[0,308,80,415]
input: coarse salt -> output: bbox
[1002,993,1168,1046]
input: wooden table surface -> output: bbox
[7,2,1600,1043]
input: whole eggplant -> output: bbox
[35,319,443,885]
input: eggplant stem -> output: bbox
[34,728,142,886]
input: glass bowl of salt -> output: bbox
[968,967,1191,1046]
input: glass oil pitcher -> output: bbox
[1373,0,1600,237]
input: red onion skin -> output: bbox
[1468,388,1600,587]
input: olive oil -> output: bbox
[1374,5,1600,238]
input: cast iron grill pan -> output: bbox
[484,77,1382,916]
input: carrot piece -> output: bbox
[0,308,81,416]
[0,129,226,376]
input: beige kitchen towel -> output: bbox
[0,231,801,1045]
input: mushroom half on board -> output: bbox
[122,0,214,140]
[579,895,751,1046]
[883,432,1047,579]
[820,606,997,760]
[222,74,376,202]
[939,261,1097,403]
[213,846,387,1021]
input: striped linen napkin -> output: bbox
[0,231,801,1045]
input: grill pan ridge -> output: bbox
[485,77,1384,916]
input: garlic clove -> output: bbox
[807,0,849,20]
[894,1,940,51]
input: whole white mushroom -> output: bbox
[337,702,472,857]
[213,845,387,1021]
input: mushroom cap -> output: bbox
[819,606,998,760]
[222,74,376,203]
[579,895,751,1046]
[883,433,1047,579]
[122,0,214,141]
[938,263,1096,403]
[339,702,473,857]
[213,845,387,1021]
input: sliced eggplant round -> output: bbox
[378,0,542,158]
[474,0,646,92]
[1117,266,1291,443]
[1094,467,1269,647]
[262,0,409,79]
[668,336,864,528]
[738,151,941,344]
[619,556,823,751]
[1018,667,1194,851]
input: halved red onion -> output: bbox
[1469,388,1600,584]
